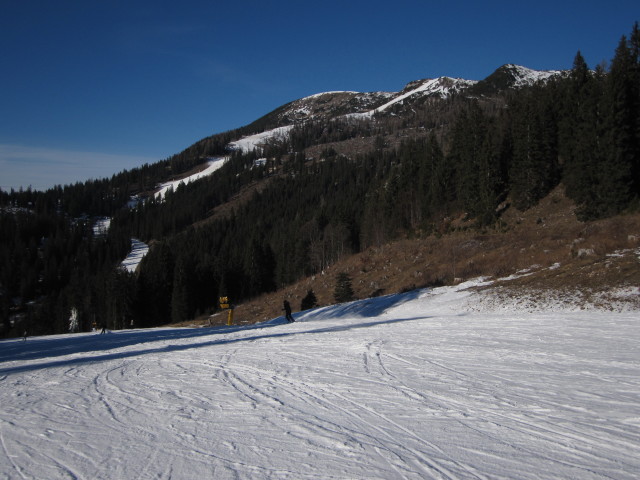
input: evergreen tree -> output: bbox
[300,289,318,311]
[106,268,136,330]
[423,133,452,218]
[630,22,640,192]
[137,242,174,326]
[560,52,606,218]
[562,33,639,219]
[243,236,276,298]
[509,87,559,210]
[333,272,354,303]
[449,102,501,224]
[171,255,191,323]
[599,34,636,215]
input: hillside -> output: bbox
[191,185,640,328]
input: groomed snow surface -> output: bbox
[1,279,639,479]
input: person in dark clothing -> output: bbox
[100,323,107,334]
[283,300,295,322]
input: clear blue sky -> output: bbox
[1,0,637,190]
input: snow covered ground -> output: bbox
[154,157,227,200]
[120,238,149,273]
[91,218,148,273]
[1,279,639,479]
[92,217,111,237]
[228,126,294,153]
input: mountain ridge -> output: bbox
[236,63,566,140]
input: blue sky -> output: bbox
[1,1,638,190]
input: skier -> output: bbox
[283,300,295,322]
[100,322,107,334]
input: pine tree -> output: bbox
[171,256,191,323]
[137,242,174,326]
[423,133,451,218]
[106,268,135,330]
[243,236,276,298]
[630,22,640,192]
[300,289,318,311]
[509,88,559,210]
[449,102,501,224]
[560,34,639,219]
[333,272,354,303]
[561,52,604,218]
[599,34,636,215]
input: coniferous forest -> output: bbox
[1,24,638,337]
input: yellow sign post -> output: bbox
[219,297,234,326]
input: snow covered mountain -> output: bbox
[227,64,565,151]
[468,63,564,96]
[498,64,563,87]
[281,75,478,123]
[263,64,563,125]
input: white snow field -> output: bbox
[1,279,639,479]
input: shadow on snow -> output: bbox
[0,289,428,376]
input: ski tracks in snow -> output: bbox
[203,326,496,480]
[1,296,639,479]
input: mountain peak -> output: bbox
[468,64,565,96]
[499,64,564,86]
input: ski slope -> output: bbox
[1,280,639,479]
[154,156,227,200]
[119,238,149,273]
[228,126,294,153]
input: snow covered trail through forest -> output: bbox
[1,280,639,479]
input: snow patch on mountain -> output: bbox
[345,76,478,120]
[120,238,149,273]
[303,90,360,100]
[92,217,111,236]
[373,76,477,113]
[154,156,227,200]
[228,125,294,153]
[503,64,563,87]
